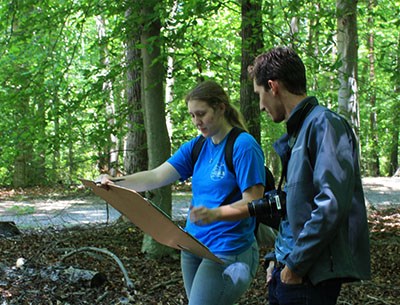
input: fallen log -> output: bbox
[40,265,107,288]
[60,246,134,289]
[1,262,107,289]
[0,221,21,238]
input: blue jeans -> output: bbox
[268,266,342,305]
[181,242,259,305]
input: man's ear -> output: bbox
[268,80,279,95]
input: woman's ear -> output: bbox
[218,103,226,114]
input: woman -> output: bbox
[100,80,265,305]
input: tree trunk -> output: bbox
[336,0,360,139]
[52,98,60,182]
[367,0,380,176]
[289,16,299,46]
[389,33,400,176]
[11,14,32,188]
[96,16,119,177]
[34,98,47,185]
[124,4,147,176]
[390,105,399,176]
[307,4,321,94]
[140,0,173,258]
[240,0,263,143]
[67,112,75,184]
[13,153,28,188]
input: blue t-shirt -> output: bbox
[168,131,265,255]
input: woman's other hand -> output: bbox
[190,206,221,225]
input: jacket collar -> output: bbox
[273,96,319,179]
[286,96,318,137]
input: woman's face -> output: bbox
[187,99,224,138]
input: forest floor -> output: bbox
[0,177,399,304]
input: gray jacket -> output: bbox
[274,97,371,285]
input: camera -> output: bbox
[248,189,287,219]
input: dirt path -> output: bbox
[1,177,399,229]
[362,177,400,209]
[0,191,192,229]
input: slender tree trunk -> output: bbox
[328,37,338,110]
[307,4,321,95]
[336,0,360,139]
[367,0,380,176]
[51,95,61,182]
[140,0,173,258]
[289,16,299,46]
[96,15,119,177]
[13,152,28,188]
[124,4,147,175]
[390,102,399,176]
[240,0,263,143]
[165,0,179,138]
[35,98,47,184]
[67,112,74,183]
[12,11,32,187]
[389,33,400,176]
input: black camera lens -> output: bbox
[248,198,272,217]
[248,190,286,218]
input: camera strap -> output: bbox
[278,100,316,192]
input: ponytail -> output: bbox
[224,103,248,132]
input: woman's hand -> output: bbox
[189,184,264,224]
[95,174,114,190]
[265,260,275,285]
[190,206,221,225]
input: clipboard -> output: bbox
[81,179,223,264]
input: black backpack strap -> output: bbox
[264,167,275,192]
[224,127,245,173]
[220,127,245,206]
[191,127,245,172]
[191,135,206,168]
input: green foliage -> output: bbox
[6,205,36,215]
[0,1,129,186]
[0,0,398,187]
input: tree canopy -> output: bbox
[1,0,399,187]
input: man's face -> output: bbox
[253,79,285,123]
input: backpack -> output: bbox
[191,127,278,248]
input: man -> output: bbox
[248,46,371,305]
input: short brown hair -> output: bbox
[249,46,307,95]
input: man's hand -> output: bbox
[265,260,275,286]
[190,206,220,224]
[280,265,302,284]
